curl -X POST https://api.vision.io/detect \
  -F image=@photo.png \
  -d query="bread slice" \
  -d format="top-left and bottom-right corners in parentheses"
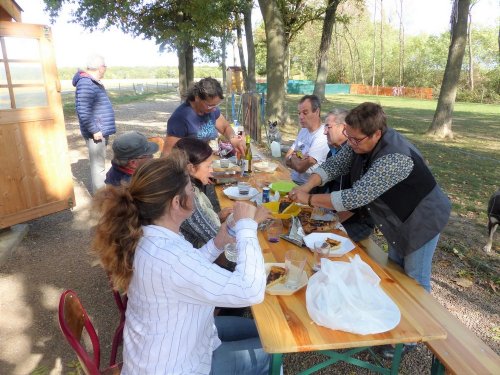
top-left (266, 266), bottom-right (287, 287)
top-left (325, 238), bottom-right (342, 250)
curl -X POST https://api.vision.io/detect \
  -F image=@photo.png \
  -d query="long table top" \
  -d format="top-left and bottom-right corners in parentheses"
top-left (215, 166), bottom-right (447, 354)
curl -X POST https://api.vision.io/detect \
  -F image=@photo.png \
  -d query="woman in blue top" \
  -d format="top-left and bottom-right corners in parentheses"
top-left (163, 77), bottom-right (245, 156)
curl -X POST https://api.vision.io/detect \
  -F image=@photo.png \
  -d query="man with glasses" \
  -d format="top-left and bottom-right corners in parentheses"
top-left (104, 131), bottom-right (159, 186)
top-left (285, 95), bottom-right (330, 186)
top-left (290, 102), bottom-right (451, 294)
top-left (73, 54), bottom-right (116, 194)
top-left (163, 77), bottom-right (245, 156)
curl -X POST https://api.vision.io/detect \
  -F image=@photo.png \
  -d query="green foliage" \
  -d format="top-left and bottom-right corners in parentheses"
top-left (287, 3), bottom-right (499, 103)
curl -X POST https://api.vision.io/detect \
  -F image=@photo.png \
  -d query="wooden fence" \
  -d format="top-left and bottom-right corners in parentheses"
top-left (350, 84), bottom-right (433, 99)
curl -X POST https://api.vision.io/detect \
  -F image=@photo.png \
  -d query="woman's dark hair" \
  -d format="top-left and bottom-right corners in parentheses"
top-left (186, 77), bottom-right (224, 102)
top-left (92, 151), bottom-right (191, 291)
top-left (345, 102), bottom-right (387, 136)
top-left (174, 137), bottom-right (213, 188)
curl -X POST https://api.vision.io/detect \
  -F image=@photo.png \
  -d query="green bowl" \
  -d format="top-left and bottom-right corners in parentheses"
top-left (269, 180), bottom-right (297, 196)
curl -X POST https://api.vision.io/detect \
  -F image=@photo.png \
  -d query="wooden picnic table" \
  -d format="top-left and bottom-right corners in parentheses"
top-left (215, 162), bottom-right (447, 375)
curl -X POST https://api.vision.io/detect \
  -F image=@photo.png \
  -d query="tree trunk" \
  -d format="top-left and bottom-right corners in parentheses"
top-left (243, 1), bottom-right (256, 92)
top-left (345, 25), bottom-right (364, 84)
top-left (236, 15), bottom-right (248, 91)
top-left (371, 0), bottom-right (377, 86)
top-left (258, 0), bottom-right (286, 123)
top-left (467, 11), bottom-right (474, 90)
top-left (186, 45), bottom-right (194, 86)
top-left (313, 0), bottom-right (341, 100)
top-left (221, 33), bottom-right (229, 89)
top-left (397, 0), bottom-right (404, 86)
top-left (284, 41), bottom-right (290, 92)
top-left (380, 0), bottom-right (385, 87)
top-left (177, 48), bottom-right (188, 101)
top-left (427, 0), bottom-right (470, 139)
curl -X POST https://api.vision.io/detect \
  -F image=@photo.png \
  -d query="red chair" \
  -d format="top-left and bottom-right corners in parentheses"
top-left (109, 289), bottom-right (127, 366)
top-left (58, 290), bottom-right (121, 375)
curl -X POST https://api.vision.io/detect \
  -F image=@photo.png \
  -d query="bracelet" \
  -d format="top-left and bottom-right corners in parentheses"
top-left (308, 194), bottom-right (313, 207)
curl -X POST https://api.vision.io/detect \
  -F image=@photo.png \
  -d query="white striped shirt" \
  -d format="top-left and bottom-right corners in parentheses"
top-left (122, 219), bottom-right (266, 375)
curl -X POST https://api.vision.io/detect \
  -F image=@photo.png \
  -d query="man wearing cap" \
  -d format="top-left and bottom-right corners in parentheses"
top-left (104, 131), bottom-right (159, 186)
top-left (72, 54), bottom-right (116, 193)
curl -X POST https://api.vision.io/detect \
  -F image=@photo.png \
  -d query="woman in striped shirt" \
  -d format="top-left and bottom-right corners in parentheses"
top-left (93, 152), bottom-right (270, 374)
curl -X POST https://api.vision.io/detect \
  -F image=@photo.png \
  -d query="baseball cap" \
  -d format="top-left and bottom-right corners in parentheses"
top-left (112, 131), bottom-right (159, 160)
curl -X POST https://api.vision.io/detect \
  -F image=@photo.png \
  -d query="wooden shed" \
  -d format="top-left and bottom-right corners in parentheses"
top-left (0, 0), bottom-right (75, 228)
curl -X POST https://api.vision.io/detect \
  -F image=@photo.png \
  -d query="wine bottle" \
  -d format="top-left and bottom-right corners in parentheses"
top-left (242, 134), bottom-right (252, 173)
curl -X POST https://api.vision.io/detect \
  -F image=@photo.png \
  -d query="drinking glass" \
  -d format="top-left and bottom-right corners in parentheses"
top-left (284, 249), bottom-right (306, 289)
top-left (267, 219), bottom-right (283, 243)
top-left (313, 240), bottom-right (330, 272)
top-left (237, 181), bottom-right (251, 195)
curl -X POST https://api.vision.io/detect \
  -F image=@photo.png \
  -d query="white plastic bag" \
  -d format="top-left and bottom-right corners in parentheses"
top-left (306, 254), bottom-right (401, 335)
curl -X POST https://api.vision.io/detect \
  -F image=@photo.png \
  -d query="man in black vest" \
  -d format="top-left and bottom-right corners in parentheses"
top-left (289, 102), bottom-right (451, 293)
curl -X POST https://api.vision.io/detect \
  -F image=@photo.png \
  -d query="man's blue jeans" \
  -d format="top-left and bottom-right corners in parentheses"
top-left (85, 137), bottom-right (107, 193)
top-left (388, 234), bottom-right (440, 292)
top-left (211, 316), bottom-right (270, 375)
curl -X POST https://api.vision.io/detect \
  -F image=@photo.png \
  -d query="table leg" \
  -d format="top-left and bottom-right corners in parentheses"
top-left (269, 353), bottom-right (283, 375)
top-left (390, 343), bottom-right (404, 375)
top-left (430, 355), bottom-right (446, 375)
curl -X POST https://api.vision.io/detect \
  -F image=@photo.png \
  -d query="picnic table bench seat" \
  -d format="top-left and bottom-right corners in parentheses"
top-left (359, 237), bottom-right (500, 375)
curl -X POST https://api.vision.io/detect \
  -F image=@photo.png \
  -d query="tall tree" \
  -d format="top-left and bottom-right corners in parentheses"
top-left (380, 0), bottom-right (385, 87)
top-left (242, 0), bottom-right (256, 91)
top-left (467, 1), bottom-right (477, 90)
top-left (427, 0), bottom-right (470, 138)
top-left (258, 0), bottom-right (324, 122)
top-left (258, 0), bottom-right (286, 122)
top-left (397, 0), bottom-right (405, 86)
top-left (371, 0), bottom-right (377, 86)
top-left (313, 0), bottom-right (343, 100)
top-left (42, 0), bottom-right (238, 95)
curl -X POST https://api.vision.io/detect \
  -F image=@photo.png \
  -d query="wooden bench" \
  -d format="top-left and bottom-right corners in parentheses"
top-left (359, 238), bottom-right (500, 375)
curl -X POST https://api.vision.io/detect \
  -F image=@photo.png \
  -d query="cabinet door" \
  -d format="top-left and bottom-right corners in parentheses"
top-left (0, 22), bottom-right (75, 228)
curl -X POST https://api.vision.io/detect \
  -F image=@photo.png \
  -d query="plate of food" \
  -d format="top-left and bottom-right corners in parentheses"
top-left (298, 207), bottom-right (341, 234)
top-left (223, 186), bottom-right (259, 201)
top-left (265, 263), bottom-right (308, 295)
top-left (269, 180), bottom-right (297, 196)
top-left (303, 232), bottom-right (355, 257)
top-left (253, 161), bottom-right (279, 173)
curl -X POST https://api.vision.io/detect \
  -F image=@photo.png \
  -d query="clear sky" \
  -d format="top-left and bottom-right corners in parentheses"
top-left (21, 0), bottom-right (499, 68)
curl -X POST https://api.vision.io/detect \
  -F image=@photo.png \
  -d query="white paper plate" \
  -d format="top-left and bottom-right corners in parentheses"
top-left (265, 263), bottom-right (308, 295)
top-left (254, 161), bottom-right (279, 173)
top-left (303, 232), bottom-right (355, 257)
top-left (223, 186), bottom-right (259, 201)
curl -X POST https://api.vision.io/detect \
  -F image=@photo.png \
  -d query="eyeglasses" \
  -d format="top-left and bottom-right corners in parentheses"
top-left (342, 127), bottom-right (369, 146)
top-left (204, 100), bottom-right (220, 110)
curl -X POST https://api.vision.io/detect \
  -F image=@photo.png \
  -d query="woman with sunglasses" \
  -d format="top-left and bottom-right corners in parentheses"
top-left (93, 153), bottom-right (270, 374)
top-left (289, 102), bottom-right (451, 294)
top-left (163, 77), bottom-right (245, 157)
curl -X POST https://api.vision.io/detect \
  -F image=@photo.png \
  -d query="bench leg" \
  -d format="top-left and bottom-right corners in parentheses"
top-left (390, 344), bottom-right (404, 375)
top-left (269, 353), bottom-right (283, 375)
top-left (431, 355), bottom-right (446, 375)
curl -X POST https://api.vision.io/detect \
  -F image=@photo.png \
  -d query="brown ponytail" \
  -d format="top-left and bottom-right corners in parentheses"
top-left (92, 151), bottom-right (190, 290)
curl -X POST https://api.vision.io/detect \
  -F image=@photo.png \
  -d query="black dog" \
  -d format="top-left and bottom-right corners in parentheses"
top-left (483, 190), bottom-right (500, 253)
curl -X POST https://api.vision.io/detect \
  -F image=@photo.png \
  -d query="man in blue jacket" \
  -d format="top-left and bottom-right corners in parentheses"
top-left (72, 54), bottom-right (116, 194)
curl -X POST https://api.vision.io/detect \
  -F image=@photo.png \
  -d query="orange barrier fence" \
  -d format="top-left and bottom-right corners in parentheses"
top-left (350, 84), bottom-right (433, 100)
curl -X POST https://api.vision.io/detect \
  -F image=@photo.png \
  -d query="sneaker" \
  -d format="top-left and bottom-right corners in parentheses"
top-left (378, 343), bottom-right (416, 360)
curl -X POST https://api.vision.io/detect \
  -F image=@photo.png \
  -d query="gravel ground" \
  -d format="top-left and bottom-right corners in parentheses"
top-left (0, 97), bottom-right (498, 374)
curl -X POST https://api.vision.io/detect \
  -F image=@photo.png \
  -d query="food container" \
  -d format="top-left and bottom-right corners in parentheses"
top-left (262, 201), bottom-right (301, 219)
